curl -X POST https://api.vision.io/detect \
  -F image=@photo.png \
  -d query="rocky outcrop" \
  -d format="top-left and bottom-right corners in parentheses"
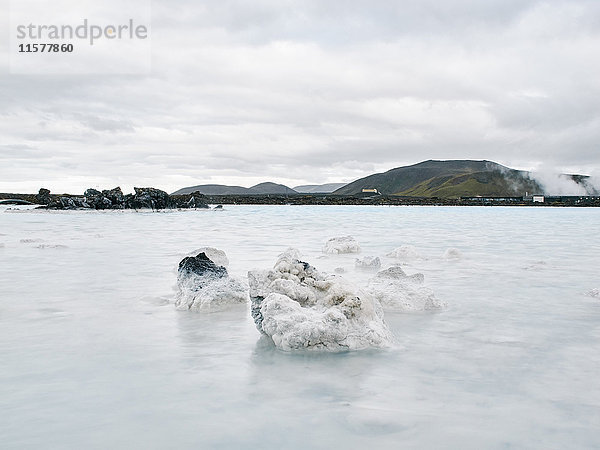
top-left (355, 256), bottom-right (381, 270)
top-left (175, 251), bottom-right (247, 311)
top-left (131, 187), bottom-right (174, 209)
top-left (386, 245), bottom-right (423, 260)
top-left (366, 266), bottom-right (444, 311)
top-left (36, 187), bottom-right (209, 210)
top-left (322, 236), bottom-right (361, 254)
top-left (443, 248), bottom-right (463, 260)
top-left (36, 188), bottom-right (51, 205)
top-left (248, 248), bottom-right (392, 352)
top-left (179, 194), bottom-right (210, 209)
top-left (84, 189), bottom-right (110, 209)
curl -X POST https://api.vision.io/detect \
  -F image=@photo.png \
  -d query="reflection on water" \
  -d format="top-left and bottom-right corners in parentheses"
top-left (1, 205), bottom-right (600, 448)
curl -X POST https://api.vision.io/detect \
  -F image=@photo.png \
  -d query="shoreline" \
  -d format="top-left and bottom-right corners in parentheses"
top-left (1, 191), bottom-right (599, 208)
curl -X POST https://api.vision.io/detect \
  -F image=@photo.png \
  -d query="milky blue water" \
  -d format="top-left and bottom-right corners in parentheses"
top-left (1, 205), bottom-right (599, 449)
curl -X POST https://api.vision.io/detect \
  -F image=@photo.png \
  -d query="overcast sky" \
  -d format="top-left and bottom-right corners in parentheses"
top-left (1, 0), bottom-right (599, 194)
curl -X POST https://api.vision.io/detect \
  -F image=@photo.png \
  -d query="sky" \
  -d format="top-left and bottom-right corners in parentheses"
top-left (1, 0), bottom-right (599, 194)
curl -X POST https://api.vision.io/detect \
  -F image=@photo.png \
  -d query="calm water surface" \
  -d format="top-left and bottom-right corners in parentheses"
top-left (1, 205), bottom-right (599, 449)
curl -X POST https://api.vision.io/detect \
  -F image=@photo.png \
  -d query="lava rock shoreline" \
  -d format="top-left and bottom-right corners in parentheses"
top-left (1, 188), bottom-right (599, 208)
top-left (1, 187), bottom-right (210, 210)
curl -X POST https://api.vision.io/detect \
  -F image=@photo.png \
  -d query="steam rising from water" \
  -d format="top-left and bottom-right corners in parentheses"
top-left (528, 171), bottom-right (598, 196)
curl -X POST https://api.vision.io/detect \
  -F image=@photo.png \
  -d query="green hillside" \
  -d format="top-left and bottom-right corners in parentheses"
top-left (334, 160), bottom-right (542, 198)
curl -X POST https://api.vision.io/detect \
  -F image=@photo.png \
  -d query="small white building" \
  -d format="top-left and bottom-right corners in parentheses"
top-left (533, 195), bottom-right (545, 203)
top-left (362, 188), bottom-right (378, 194)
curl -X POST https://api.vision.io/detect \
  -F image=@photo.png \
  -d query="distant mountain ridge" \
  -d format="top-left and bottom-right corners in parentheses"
top-left (173, 160), bottom-right (597, 198)
top-left (293, 183), bottom-right (347, 193)
top-left (172, 182), bottom-right (297, 196)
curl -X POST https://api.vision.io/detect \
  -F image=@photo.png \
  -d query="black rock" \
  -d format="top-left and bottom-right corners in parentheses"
top-left (178, 252), bottom-right (228, 278)
top-left (132, 187), bottom-right (174, 210)
top-left (102, 187), bottom-right (125, 208)
top-left (250, 296), bottom-right (265, 331)
top-left (48, 196), bottom-right (88, 209)
top-left (187, 195), bottom-right (209, 209)
top-left (84, 188), bottom-right (107, 209)
top-left (36, 188), bottom-right (51, 205)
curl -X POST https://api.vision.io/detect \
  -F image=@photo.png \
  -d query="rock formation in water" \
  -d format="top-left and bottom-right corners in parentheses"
top-left (175, 250), bottom-right (247, 311)
top-left (36, 187), bottom-right (209, 210)
top-left (248, 248), bottom-right (392, 351)
top-left (355, 256), bottom-right (381, 270)
top-left (585, 288), bottom-right (599, 299)
top-left (185, 247), bottom-right (229, 267)
top-left (366, 266), bottom-right (444, 311)
top-left (443, 248), bottom-right (463, 260)
top-left (322, 236), bottom-right (361, 254)
top-left (386, 245), bottom-right (423, 260)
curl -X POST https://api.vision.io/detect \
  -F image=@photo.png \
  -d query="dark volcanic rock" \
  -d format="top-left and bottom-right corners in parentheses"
top-left (102, 187), bottom-right (125, 208)
top-left (132, 187), bottom-right (174, 209)
top-left (185, 194), bottom-right (210, 209)
top-left (176, 251), bottom-right (247, 310)
top-left (178, 252), bottom-right (228, 279)
top-left (36, 188), bottom-right (51, 205)
top-left (48, 195), bottom-right (88, 209)
top-left (84, 189), bottom-right (109, 209)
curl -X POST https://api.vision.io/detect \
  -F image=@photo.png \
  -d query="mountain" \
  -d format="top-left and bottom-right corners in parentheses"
top-left (333, 160), bottom-right (542, 197)
top-left (171, 184), bottom-right (252, 195)
top-left (293, 183), bottom-right (347, 193)
top-left (249, 182), bottom-right (297, 194)
top-left (172, 182), bottom-right (297, 196)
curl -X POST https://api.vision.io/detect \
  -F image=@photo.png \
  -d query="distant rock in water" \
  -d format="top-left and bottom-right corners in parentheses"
top-left (183, 194), bottom-right (210, 209)
top-left (36, 188), bottom-right (51, 205)
top-left (387, 245), bottom-right (423, 261)
top-left (36, 244), bottom-right (69, 249)
top-left (355, 256), bottom-right (381, 270)
top-left (247, 248), bottom-right (392, 352)
top-left (366, 266), bottom-right (444, 311)
top-left (175, 251), bottom-right (246, 311)
top-left (20, 238), bottom-right (43, 243)
top-left (39, 186), bottom-right (208, 210)
top-left (585, 288), bottom-right (599, 299)
top-left (131, 187), bottom-right (174, 209)
top-left (322, 236), bottom-right (361, 254)
top-left (443, 248), bottom-right (463, 260)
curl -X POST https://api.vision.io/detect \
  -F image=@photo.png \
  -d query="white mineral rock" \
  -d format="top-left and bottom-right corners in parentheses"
top-left (366, 266), bottom-right (444, 311)
top-left (322, 236), bottom-right (361, 254)
top-left (443, 248), bottom-right (463, 260)
top-left (386, 245), bottom-right (422, 260)
top-left (355, 256), bottom-right (381, 270)
top-left (248, 248), bottom-right (392, 351)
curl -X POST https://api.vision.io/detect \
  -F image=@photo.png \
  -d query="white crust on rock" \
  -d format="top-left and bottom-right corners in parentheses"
top-left (248, 248), bottom-right (392, 351)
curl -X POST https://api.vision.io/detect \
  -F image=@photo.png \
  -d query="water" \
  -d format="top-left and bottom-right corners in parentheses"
top-left (1, 205), bottom-right (599, 449)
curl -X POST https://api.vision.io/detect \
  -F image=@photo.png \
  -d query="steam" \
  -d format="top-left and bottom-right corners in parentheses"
top-left (527, 170), bottom-right (599, 196)
top-left (484, 160), bottom-right (598, 196)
